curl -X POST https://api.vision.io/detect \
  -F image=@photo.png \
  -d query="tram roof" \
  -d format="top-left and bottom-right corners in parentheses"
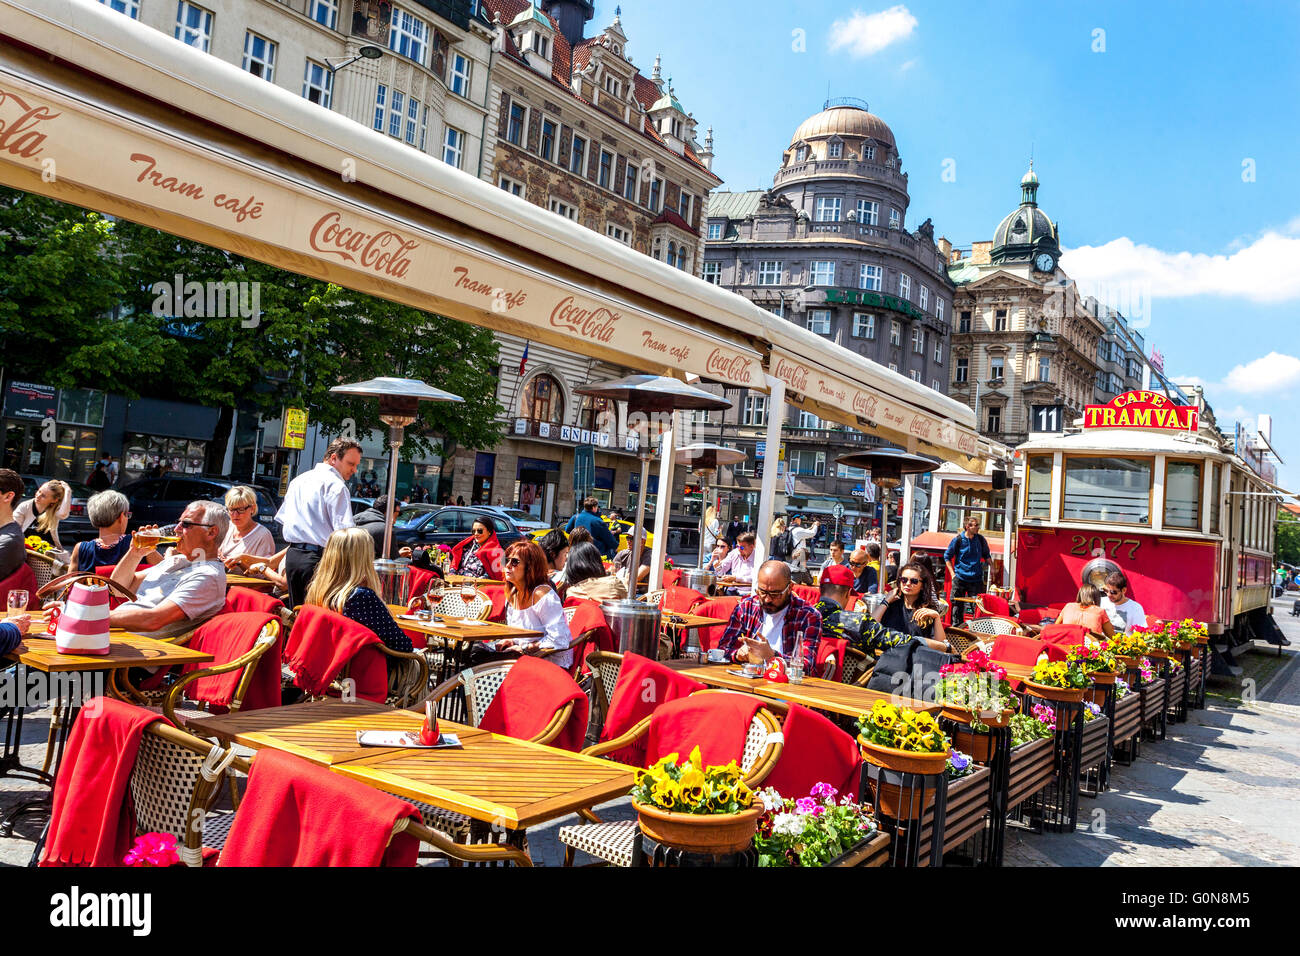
top-left (1017, 427), bottom-right (1232, 459)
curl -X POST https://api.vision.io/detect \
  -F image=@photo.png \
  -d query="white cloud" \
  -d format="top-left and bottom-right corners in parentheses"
top-left (828, 6), bottom-right (918, 57)
top-left (1060, 230), bottom-right (1300, 304)
top-left (1219, 352), bottom-right (1300, 395)
top-left (899, 58), bottom-right (918, 73)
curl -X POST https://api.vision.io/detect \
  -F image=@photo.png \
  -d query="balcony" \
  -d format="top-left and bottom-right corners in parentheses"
top-left (774, 159), bottom-right (909, 190)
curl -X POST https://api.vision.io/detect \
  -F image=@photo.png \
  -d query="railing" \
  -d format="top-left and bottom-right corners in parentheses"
top-left (774, 159), bottom-right (909, 188)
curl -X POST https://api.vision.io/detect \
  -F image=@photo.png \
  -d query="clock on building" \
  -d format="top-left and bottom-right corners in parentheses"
top-left (1034, 252), bottom-right (1055, 273)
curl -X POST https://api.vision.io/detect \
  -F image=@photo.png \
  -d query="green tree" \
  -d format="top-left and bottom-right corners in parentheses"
top-left (1275, 516), bottom-right (1300, 566)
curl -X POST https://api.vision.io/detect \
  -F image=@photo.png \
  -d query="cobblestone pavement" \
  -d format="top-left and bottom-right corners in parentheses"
top-left (4, 602), bottom-right (1298, 867)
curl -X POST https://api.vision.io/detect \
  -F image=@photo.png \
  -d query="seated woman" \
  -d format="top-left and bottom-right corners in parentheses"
top-left (449, 517), bottom-right (504, 580)
top-left (704, 538), bottom-right (731, 574)
top-left (218, 485), bottom-right (276, 565)
top-left (872, 560), bottom-right (947, 646)
top-left (16, 479), bottom-right (72, 562)
top-left (470, 540), bottom-right (573, 669)
top-left (71, 490), bottom-right (156, 573)
top-left (303, 529), bottom-right (412, 658)
top-left (1056, 584), bottom-right (1114, 637)
top-left (563, 541), bottom-right (626, 603)
top-left (535, 528), bottom-right (570, 588)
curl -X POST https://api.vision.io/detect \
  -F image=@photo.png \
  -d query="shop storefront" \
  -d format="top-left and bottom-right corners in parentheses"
top-left (120, 398), bottom-right (220, 482)
top-left (3, 381), bottom-right (109, 483)
top-left (516, 456), bottom-right (560, 524)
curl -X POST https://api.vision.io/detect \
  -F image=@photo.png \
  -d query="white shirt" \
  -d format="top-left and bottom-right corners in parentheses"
top-left (1101, 595), bottom-right (1148, 632)
top-left (790, 525), bottom-right (817, 547)
top-left (505, 588), bottom-right (573, 670)
top-left (275, 462), bottom-right (355, 546)
top-left (219, 522), bottom-right (276, 561)
top-left (718, 548), bottom-right (756, 585)
top-left (15, 487), bottom-right (73, 556)
top-left (759, 604), bottom-right (789, 648)
top-left (123, 551), bottom-right (227, 620)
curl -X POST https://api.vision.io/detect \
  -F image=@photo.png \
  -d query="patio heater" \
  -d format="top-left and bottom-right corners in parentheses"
top-left (575, 375), bottom-right (731, 657)
top-left (330, 376), bottom-right (463, 604)
top-left (834, 447), bottom-right (938, 596)
top-left (674, 443), bottom-right (746, 569)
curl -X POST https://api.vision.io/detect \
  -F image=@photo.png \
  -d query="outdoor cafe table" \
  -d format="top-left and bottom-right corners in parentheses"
top-left (656, 609), bottom-right (728, 657)
top-left (225, 574), bottom-right (278, 592)
top-left (659, 660), bottom-right (940, 720)
top-left (189, 699), bottom-right (637, 834)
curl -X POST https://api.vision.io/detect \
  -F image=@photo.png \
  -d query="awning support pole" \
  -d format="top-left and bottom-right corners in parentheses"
top-left (754, 374), bottom-right (786, 568)
top-left (900, 474), bottom-right (915, 566)
top-left (648, 419), bottom-right (676, 592)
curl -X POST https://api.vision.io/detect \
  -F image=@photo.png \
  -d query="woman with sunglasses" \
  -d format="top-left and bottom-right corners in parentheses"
top-left (471, 540), bottom-right (573, 669)
top-left (872, 560), bottom-right (947, 645)
top-left (219, 485), bottom-right (276, 566)
top-left (448, 516), bottom-right (505, 580)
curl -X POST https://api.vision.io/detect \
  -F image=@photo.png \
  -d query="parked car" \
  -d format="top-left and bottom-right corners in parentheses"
top-left (481, 505), bottom-right (549, 533)
top-left (388, 505), bottom-right (526, 556)
top-left (20, 475), bottom-right (96, 545)
top-left (350, 497), bottom-right (376, 516)
top-left (116, 474), bottom-right (284, 546)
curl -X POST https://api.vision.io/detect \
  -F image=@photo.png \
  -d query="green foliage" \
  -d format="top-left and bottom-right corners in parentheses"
top-left (1275, 517), bottom-right (1300, 566)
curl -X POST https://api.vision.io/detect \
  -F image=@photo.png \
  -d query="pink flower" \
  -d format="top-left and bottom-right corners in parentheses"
top-left (794, 797), bottom-right (817, 814)
top-left (123, 832), bottom-right (180, 867)
top-left (809, 782), bottom-right (838, 800)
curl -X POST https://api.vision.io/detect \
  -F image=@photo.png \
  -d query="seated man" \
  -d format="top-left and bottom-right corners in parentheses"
top-left (717, 560), bottom-right (820, 673)
top-left (716, 532), bottom-right (758, 594)
top-left (1100, 570), bottom-right (1147, 633)
top-left (848, 545), bottom-right (879, 594)
top-left (109, 501), bottom-right (229, 636)
top-left (814, 564), bottom-right (945, 654)
top-left (614, 528), bottom-right (653, 589)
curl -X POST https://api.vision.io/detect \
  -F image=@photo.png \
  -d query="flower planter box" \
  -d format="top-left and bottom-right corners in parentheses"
top-left (1006, 736), bottom-right (1056, 812)
top-left (1111, 692), bottom-right (1142, 764)
top-left (914, 765), bottom-right (993, 866)
top-left (1140, 677), bottom-right (1167, 741)
top-left (1079, 716), bottom-right (1109, 776)
top-left (830, 830), bottom-right (892, 867)
top-left (1165, 663), bottom-right (1188, 723)
top-left (1185, 652), bottom-right (1204, 710)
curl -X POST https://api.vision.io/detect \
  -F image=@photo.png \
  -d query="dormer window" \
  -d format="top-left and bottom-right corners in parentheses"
top-left (863, 144), bottom-right (875, 161)
top-left (530, 32), bottom-right (550, 58)
top-left (828, 139), bottom-right (843, 159)
top-left (603, 74), bottom-right (621, 97)
top-left (794, 146), bottom-right (808, 163)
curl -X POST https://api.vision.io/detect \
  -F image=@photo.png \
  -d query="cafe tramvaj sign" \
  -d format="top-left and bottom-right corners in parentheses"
top-left (1083, 390), bottom-right (1199, 432)
top-left (823, 288), bottom-right (927, 322)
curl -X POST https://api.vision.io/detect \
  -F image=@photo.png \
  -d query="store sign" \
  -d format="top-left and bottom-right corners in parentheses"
top-left (281, 407), bottom-right (308, 449)
top-left (514, 419), bottom-right (625, 450)
top-left (824, 288), bottom-right (926, 322)
top-left (3, 381), bottom-right (58, 422)
top-left (1084, 390), bottom-right (1198, 432)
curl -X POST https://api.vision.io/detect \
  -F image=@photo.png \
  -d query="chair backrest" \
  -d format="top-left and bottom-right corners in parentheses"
top-left (427, 588), bottom-right (492, 620)
top-left (25, 550), bottom-right (60, 591)
top-left (586, 650), bottom-right (625, 725)
top-left (662, 585), bottom-right (706, 614)
top-left (977, 592), bottom-right (1013, 618)
top-left (964, 615), bottom-right (1021, 636)
top-left (643, 589), bottom-right (667, 608)
top-left (792, 584), bottom-right (820, 605)
top-left (461, 661), bottom-right (516, 727)
top-left (651, 690), bottom-right (783, 787)
top-left (128, 722), bottom-right (237, 867)
top-left (563, 606), bottom-right (577, 624)
top-left (945, 626), bottom-right (980, 656)
top-left (840, 646), bottom-right (871, 685)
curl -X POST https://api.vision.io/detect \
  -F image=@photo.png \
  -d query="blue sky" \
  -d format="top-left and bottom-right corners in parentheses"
top-left (599, 0), bottom-right (1300, 486)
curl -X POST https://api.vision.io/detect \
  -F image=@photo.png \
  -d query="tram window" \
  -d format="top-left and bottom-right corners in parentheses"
top-left (1163, 460), bottom-right (1201, 530)
top-left (1208, 462), bottom-right (1221, 534)
top-left (1025, 455), bottom-right (1052, 518)
top-left (1062, 456), bottom-right (1151, 525)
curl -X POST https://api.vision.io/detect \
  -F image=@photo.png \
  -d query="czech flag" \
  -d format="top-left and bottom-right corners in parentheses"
top-left (518, 340), bottom-right (530, 376)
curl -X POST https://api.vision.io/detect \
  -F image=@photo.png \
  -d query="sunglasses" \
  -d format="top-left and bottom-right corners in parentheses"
top-left (899, 577), bottom-right (922, 585)
top-left (504, 557), bottom-right (522, 568)
top-left (176, 519), bottom-right (214, 530)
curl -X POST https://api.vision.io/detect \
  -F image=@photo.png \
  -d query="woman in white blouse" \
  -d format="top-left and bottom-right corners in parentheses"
top-left (475, 540), bottom-right (573, 670)
top-left (219, 485), bottom-right (276, 565)
top-left (16, 479), bottom-right (72, 559)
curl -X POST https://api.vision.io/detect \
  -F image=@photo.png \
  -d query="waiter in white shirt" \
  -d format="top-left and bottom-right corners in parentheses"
top-left (275, 437), bottom-right (361, 607)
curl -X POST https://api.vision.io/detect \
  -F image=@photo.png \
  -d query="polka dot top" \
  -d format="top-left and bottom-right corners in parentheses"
top-left (342, 586), bottom-right (413, 654)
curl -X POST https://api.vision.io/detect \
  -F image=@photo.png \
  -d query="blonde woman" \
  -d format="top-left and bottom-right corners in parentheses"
top-left (303, 528), bottom-right (411, 653)
top-left (16, 479), bottom-right (72, 558)
top-left (219, 485), bottom-right (275, 564)
top-left (702, 503), bottom-right (721, 554)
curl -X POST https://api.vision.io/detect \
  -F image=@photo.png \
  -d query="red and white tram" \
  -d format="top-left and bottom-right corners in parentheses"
top-left (1013, 391), bottom-right (1279, 652)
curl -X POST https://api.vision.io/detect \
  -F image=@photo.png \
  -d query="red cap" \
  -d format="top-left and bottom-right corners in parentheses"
top-left (822, 564), bottom-right (855, 588)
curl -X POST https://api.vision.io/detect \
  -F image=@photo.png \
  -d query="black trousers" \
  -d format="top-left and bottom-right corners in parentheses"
top-left (285, 546), bottom-right (322, 609)
top-left (950, 575), bottom-right (985, 627)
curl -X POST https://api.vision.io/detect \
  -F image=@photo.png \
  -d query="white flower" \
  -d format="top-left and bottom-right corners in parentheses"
top-left (772, 813), bottom-right (803, 837)
top-left (757, 788), bottom-right (786, 812)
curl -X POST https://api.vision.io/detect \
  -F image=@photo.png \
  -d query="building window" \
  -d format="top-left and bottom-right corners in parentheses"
top-left (807, 310), bottom-right (831, 335)
top-left (863, 145), bottom-right (875, 160)
top-left (498, 175), bottom-right (524, 196)
top-left (856, 199), bottom-right (879, 226)
top-left (303, 60), bottom-right (333, 108)
top-left (1038, 355), bottom-right (1050, 382)
top-left (522, 374), bottom-right (565, 423)
top-left (932, 379), bottom-right (942, 391)
top-left (910, 369), bottom-right (922, 383)
top-left (994, 309), bottom-right (1008, 331)
top-left (797, 411), bottom-right (821, 428)
top-left (758, 260), bottom-right (782, 286)
top-left (937, 299), bottom-right (944, 323)
top-left (389, 7), bottom-right (428, 65)
top-left (987, 406), bottom-right (1002, 433)
top-left (309, 0), bottom-right (338, 29)
top-left (450, 53), bottom-right (471, 96)
top-left (624, 160), bottom-right (639, 201)
top-left (889, 320), bottom-right (901, 346)
top-left (702, 261), bottom-right (721, 284)
top-left (898, 274), bottom-right (911, 300)
top-left (570, 135), bottom-right (587, 175)
top-left (373, 84), bottom-right (386, 132)
top-left (955, 357), bottom-right (968, 384)
top-left (889, 207), bottom-right (901, 228)
top-left (606, 224), bottom-right (631, 245)
top-left (990, 355), bottom-right (1004, 383)
top-left (743, 395), bottom-right (768, 426)
top-left (603, 73), bottom-right (621, 97)
top-left (889, 363), bottom-right (899, 373)
top-left (934, 340), bottom-right (943, 364)
top-left (810, 261), bottom-right (835, 286)
top-left (827, 141), bottom-right (842, 159)
top-left (911, 327), bottom-right (924, 354)
top-left (792, 450), bottom-right (826, 476)
top-left (860, 264), bottom-right (882, 291)
top-left (599, 149), bottom-right (614, 189)
top-left (794, 146), bottom-right (808, 162)
top-left (919, 285), bottom-right (928, 311)
top-left (548, 198), bottom-right (578, 221)
top-left (175, 2), bottom-right (213, 51)
top-left (648, 177), bottom-right (663, 211)
top-left (707, 222), bottom-right (723, 240)
top-left (815, 197), bottom-right (841, 222)
top-left (959, 310), bottom-right (971, 333)
top-left (442, 127), bottom-right (464, 168)
top-left (99, 0), bottom-right (140, 15)
top-left (404, 94), bottom-right (421, 145)
top-left (680, 191), bottom-right (694, 223)
top-left (539, 118), bottom-right (557, 162)
top-left (506, 102), bottom-right (526, 146)
top-left (853, 313), bottom-right (875, 338)
top-left (530, 32), bottom-right (550, 58)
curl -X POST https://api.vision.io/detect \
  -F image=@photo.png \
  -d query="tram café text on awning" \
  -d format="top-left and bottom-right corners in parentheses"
top-left (1083, 390), bottom-right (1199, 432)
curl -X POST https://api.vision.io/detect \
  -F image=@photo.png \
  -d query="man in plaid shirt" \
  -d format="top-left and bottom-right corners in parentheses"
top-left (719, 561), bottom-right (821, 672)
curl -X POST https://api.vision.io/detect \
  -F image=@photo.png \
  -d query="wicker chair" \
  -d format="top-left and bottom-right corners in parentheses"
top-left (945, 626), bottom-right (983, 656)
top-left (282, 605), bottom-right (431, 709)
top-left (840, 646), bottom-right (872, 685)
top-left (24, 550), bottom-right (63, 595)
top-left (127, 722), bottom-right (244, 867)
top-left (558, 692), bottom-right (784, 866)
top-left (413, 588), bottom-right (493, 621)
top-left (642, 589), bottom-right (668, 609)
top-left (963, 615), bottom-right (1022, 637)
top-left (584, 650), bottom-right (626, 741)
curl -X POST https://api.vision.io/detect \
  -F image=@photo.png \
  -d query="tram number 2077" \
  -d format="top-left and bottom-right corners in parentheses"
top-left (1069, 535), bottom-right (1142, 560)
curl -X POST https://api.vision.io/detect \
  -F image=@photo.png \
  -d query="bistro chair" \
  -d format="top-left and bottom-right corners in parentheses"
top-left (584, 649), bottom-right (626, 742)
top-left (281, 604), bottom-right (429, 708)
top-left (944, 626), bottom-right (982, 656)
top-left (413, 587), bottom-right (494, 621)
top-left (963, 615), bottom-right (1022, 638)
top-left (840, 646), bottom-right (873, 686)
top-left (24, 550), bottom-right (63, 594)
top-left (558, 691), bottom-right (784, 866)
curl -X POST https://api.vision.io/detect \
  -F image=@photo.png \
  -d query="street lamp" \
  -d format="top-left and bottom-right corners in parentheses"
top-left (834, 447), bottom-right (938, 594)
top-left (326, 44), bottom-right (384, 73)
top-left (674, 443), bottom-right (745, 567)
top-left (330, 376), bottom-right (463, 603)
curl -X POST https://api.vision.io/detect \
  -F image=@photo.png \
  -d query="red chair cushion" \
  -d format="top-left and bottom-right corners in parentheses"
top-left (691, 596), bottom-right (741, 652)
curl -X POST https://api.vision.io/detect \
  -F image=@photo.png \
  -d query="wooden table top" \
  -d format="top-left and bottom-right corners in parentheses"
top-left (6, 631), bottom-right (214, 673)
top-left (443, 575), bottom-right (500, 586)
top-left (189, 699), bottom-right (636, 830)
top-left (660, 611), bottom-right (728, 629)
top-left (386, 605), bottom-right (541, 643)
top-left (226, 575), bottom-right (278, 592)
top-left (661, 661), bottom-right (939, 718)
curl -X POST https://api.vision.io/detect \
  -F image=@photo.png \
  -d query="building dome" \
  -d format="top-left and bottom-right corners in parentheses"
top-left (789, 102), bottom-right (896, 148)
top-left (991, 164), bottom-right (1059, 262)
